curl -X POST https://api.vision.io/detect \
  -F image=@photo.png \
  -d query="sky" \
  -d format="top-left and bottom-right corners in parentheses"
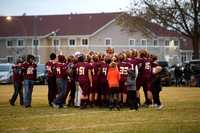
top-left (0, 0), bottom-right (131, 16)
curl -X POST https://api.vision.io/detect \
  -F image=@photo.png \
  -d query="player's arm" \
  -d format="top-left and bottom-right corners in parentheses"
top-left (88, 69), bottom-right (92, 87)
top-left (97, 69), bottom-right (101, 77)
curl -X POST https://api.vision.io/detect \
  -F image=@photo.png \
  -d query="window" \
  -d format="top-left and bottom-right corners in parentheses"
top-left (7, 56), bottom-right (13, 63)
top-left (53, 39), bottom-right (60, 46)
top-left (68, 39), bottom-right (76, 46)
top-left (181, 52), bottom-right (187, 63)
top-left (141, 39), bottom-right (147, 46)
top-left (165, 40), bottom-right (170, 46)
top-left (182, 38), bottom-right (187, 46)
top-left (105, 38), bottom-right (111, 46)
top-left (153, 39), bottom-right (158, 46)
top-left (129, 39), bottom-right (135, 46)
top-left (33, 39), bottom-right (40, 47)
top-left (6, 40), bottom-right (12, 48)
top-left (17, 40), bottom-right (24, 47)
top-left (82, 39), bottom-right (89, 45)
top-left (174, 40), bottom-right (179, 46)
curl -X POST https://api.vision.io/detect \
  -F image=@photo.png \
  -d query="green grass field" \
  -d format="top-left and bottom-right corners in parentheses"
top-left (0, 85), bottom-right (200, 133)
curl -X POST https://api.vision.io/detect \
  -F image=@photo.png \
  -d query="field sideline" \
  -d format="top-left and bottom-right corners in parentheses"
top-left (0, 85), bottom-right (200, 133)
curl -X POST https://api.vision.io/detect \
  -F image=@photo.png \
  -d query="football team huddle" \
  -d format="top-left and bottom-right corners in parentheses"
top-left (46, 47), bottom-right (161, 110)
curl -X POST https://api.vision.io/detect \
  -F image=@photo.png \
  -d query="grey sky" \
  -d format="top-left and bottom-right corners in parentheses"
top-left (0, 0), bottom-right (130, 16)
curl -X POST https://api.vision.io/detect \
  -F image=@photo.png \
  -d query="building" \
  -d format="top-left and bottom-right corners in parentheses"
top-left (0, 12), bottom-right (199, 64)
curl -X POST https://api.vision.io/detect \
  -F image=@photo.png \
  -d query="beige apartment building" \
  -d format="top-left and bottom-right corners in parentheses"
top-left (0, 12), bottom-right (198, 65)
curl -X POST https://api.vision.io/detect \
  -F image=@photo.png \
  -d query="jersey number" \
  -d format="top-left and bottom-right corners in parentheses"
top-left (79, 67), bottom-right (85, 75)
top-left (27, 67), bottom-right (34, 74)
top-left (119, 67), bottom-right (129, 75)
top-left (46, 66), bottom-right (52, 73)
top-left (103, 68), bottom-right (107, 76)
top-left (145, 62), bottom-right (151, 70)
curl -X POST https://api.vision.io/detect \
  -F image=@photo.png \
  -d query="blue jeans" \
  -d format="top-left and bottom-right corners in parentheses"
top-left (9, 81), bottom-right (24, 105)
top-left (175, 77), bottom-right (181, 86)
top-left (24, 79), bottom-right (34, 105)
top-left (54, 78), bottom-right (66, 107)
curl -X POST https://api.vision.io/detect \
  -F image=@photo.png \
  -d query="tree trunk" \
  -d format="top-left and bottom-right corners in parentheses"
top-left (192, 37), bottom-right (200, 59)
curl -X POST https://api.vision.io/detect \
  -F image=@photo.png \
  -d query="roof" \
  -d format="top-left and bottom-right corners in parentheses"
top-left (0, 12), bottom-right (199, 51)
top-left (0, 12), bottom-right (121, 37)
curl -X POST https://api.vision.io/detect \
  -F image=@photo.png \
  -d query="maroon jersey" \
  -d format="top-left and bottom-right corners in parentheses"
top-left (91, 62), bottom-right (100, 81)
top-left (46, 60), bottom-right (56, 77)
top-left (53, 62), bottom-right (68, 79)
top-left (74, 62), bottom-right (93, 81)
top-left (117, 62), bottom-right (131, 82)
top-left (140, 58), bottom-right (152, 76)
top-left (12, 65), bottom-right (21, 82)
top-left (126, 58), bottom-right (138, 72)
top-left (21, 61), bottom-right (37, 80)
top-left (99, 62), bottom-right (109, 79)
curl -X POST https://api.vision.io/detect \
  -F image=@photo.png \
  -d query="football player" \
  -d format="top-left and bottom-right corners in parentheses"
top-left (98, 55), bottom-right (111, 107)
top-left (74, 55), bottom-right (93, 109)
top-left (91, 54), bottom-right (100, 107)
top-left (52, 55), bottom-right (69, 108)
top-left (117, 53), bottom-right (131, 107)
top-left (21, 54), bottom-right (37, 108)
top-left (136, 50), bottom-right (153, 107)
top-left (106, 46), bottom-right (115, 55)
top-left (46, 53), bottom-right (57, 106)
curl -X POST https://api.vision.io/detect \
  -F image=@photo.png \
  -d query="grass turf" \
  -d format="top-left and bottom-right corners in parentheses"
top-left (0, 84), bottom-right (200, 133)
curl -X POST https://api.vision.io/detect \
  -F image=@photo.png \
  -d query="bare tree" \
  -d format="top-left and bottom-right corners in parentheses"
top-left (117, 0), bottom-right (200, 59)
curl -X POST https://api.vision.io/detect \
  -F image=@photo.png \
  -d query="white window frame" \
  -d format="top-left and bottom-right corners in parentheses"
top-left (141, 39), bottom-right (147, 46)
top-left (32, 39), bottom-right (40, 47)
top-left (181, 52), bottom-right (187, 63)
top-left (105, 38), bottom-right (112, 46)
top-left (164, 39), bottom-right (170, 47)
top-left (153, 39), bottom-right (159, 46)
top-left (34, 55), bottom-right (40, 64)
top-left (52, 39), bottom-right (60, 47)
top-left (81, 38), bottom-right (89, 46)
top-left (129, 38), bottom-right (135, 47)
top-left (6, 56), bottom-right (13, 63)
top-left (17, 39), bottom-right (25, 47)
top-left (174, 39), bottom-right (179, 46)
top-left (6, 40), bottom-right (13, 48)
top-left (68, 38), bottom-right (76, 47)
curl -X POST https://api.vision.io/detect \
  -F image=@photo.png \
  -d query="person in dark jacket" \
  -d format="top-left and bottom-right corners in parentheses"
top-left (9, 58), bottom-right (24, 106)
top-left (21, 54), bottom-right (37, 108)
top-left (150, 66), bottom-right (163, 111)
top-left (184, 64), bottom-right (192, 87)
top-left (126, 69), bottom-right (138, 111)
top-left (174, 64), bottom-right (182, 87)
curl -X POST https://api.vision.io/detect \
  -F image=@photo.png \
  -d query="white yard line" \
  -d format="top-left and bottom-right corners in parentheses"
top-left (0, 105), bottom-right (196, 121)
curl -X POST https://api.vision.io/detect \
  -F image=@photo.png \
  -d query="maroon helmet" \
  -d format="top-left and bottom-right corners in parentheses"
top-left (92, 54), bottom-right (99, 62)
top-left (104, 55), bottom-right (112, 64)
top-left (67, 55), bottom-right (74, 63)
top-left (118, 53), bottom-right (127, 62)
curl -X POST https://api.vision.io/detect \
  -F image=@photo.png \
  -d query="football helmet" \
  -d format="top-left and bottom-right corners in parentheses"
top-left (106, 46), bottom-right (114, 55)
top-left (67, 55), bottom-right (74, 63)
top-left (92, 54), bottom-right (99, 62)
top-left (104, 55), bottom-right (112, 64)
top-left (118, 53), bottom-right (127, 62)
top-left (139, 49), bottom-right (148, 58)
top-left (125, 50), bottom-right (133, 58)
top-left (150, 53), bottom-right (158, 61)
top-left (131, 49), bottom-right (137, 57)
top-left (99, 52), bottom-right (107, 61)
top-left (84, 54), bottom-right (91, 63)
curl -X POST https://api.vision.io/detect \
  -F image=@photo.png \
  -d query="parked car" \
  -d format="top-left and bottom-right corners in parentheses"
top-left (157, 61), bottom-right (175, 86)
top-left (0, 63), bottom-right (14, 84)
top-left (35, 64), bottom-right (48, 85)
